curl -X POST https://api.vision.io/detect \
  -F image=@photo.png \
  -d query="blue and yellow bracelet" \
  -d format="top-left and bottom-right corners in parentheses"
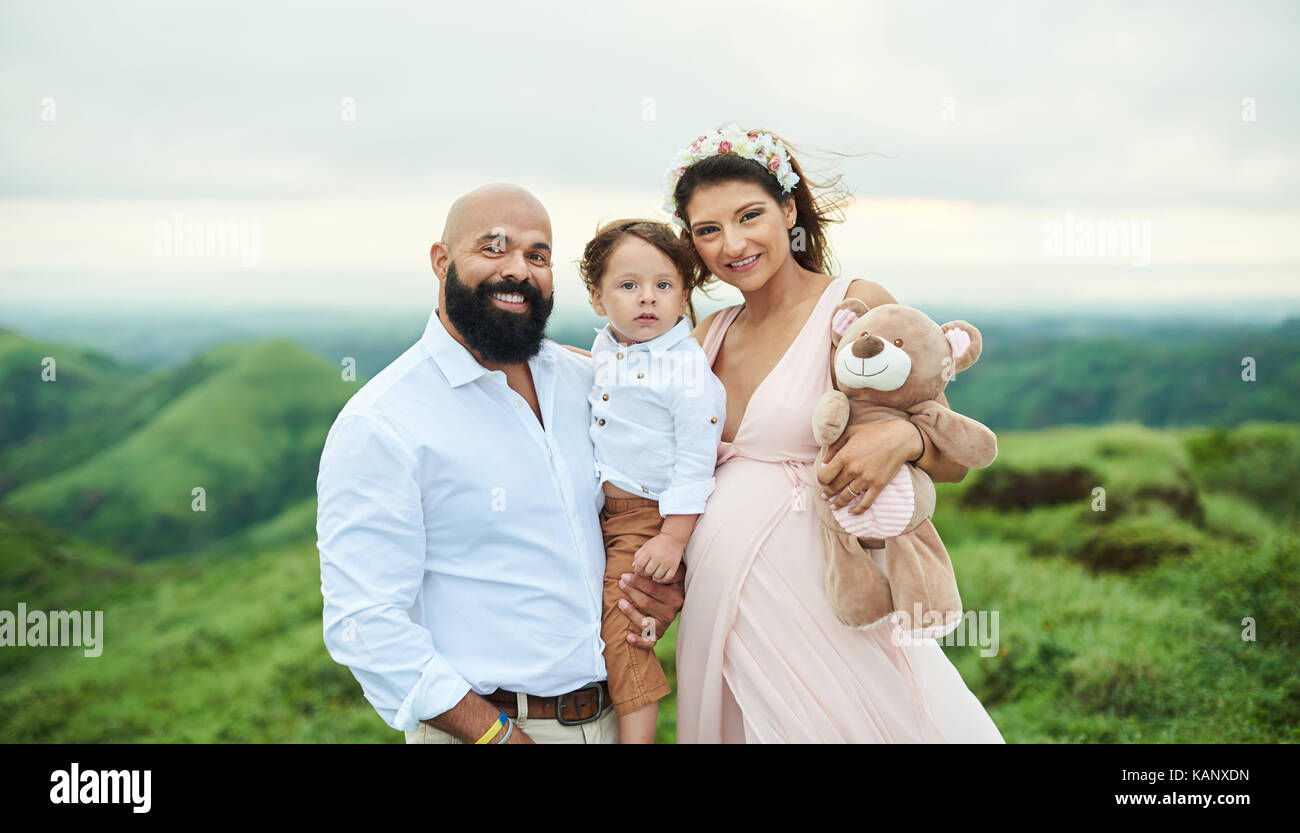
top-left (474, 711), bottom-right (509, 744)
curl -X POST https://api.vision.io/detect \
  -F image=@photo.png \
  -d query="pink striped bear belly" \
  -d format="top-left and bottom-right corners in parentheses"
top-left (830, 465), bottom-right (915, 539)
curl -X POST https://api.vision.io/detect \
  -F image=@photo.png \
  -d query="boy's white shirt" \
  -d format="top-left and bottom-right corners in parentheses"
top-left (587, 316), bottom-right (726, 517)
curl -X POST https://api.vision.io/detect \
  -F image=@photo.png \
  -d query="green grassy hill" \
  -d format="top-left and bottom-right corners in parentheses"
top-left (2, 325), bottom-right (1295, 743)
top-left (1, 422), bottom-right (1295, 743)
top-left (927, 421), bottom-right (1299, 742)
top-left (0, 329), bottom-right (135, 495)
top-left (949, 319), bottom-right (1299, 430)
top-left (0, 338), bottom-right (255, 498)
top-left (6, 312), bottom-right (1297, 433)
top-left (4, 340), bottom-right (355, 559)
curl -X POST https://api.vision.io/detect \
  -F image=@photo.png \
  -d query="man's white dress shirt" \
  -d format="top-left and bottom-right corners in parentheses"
top-left (588, 316), bottom-right (726, 517)
top-left (316, 308), bottom-right (609, 732)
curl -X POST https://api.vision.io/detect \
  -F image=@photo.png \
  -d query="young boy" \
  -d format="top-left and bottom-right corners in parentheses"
top-left (579, 219), bottom-right (726, 743)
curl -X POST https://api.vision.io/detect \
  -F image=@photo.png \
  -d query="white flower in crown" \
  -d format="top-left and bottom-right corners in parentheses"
top-left (661, 123), bottom-right (800, 228)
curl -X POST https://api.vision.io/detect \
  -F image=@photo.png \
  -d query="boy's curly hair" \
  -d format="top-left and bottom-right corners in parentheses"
top-left (578, 219), bottom-right (705, 327)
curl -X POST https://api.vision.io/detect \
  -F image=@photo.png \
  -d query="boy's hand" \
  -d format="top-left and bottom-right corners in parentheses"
top-left (632, 533), bottom-right (685, 583)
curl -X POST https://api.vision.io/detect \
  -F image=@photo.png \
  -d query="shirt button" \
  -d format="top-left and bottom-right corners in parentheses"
top-left (711, 417), bottom-right (718, 423)
top-left (513, 400), bottom-right (522, 409)
top-left (616, 352), bottom-right (623, 360)
top-left (597, 418), bottom-right (605, 426)
top-left (602, 393), bottom-right (609, 401)
top-left (641, 486), bottom-right (649, 494)
top-left (637, 372), bottom-right (644, 379)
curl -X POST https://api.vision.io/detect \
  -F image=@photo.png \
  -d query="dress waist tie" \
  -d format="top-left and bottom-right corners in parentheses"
top-left (782, 459), bottom-right (813, 512)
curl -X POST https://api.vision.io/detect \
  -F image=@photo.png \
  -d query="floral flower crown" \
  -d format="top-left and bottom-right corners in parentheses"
top-left (662, 124), bottom-right (800, 229)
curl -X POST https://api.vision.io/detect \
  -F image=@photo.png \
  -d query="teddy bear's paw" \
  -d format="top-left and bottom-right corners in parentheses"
top-left (840, 611), bottom-right (898, 632)
top-left (812, 390), bottom-right (851, 446)
top-left (887, 608), bottom-right (964, 643)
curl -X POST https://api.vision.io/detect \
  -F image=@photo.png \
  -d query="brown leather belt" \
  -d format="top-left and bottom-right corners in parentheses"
top-left (485, 680), bottom-right (609, 725)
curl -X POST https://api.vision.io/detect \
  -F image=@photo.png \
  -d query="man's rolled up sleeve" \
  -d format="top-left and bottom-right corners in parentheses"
top-left (316, 413), bottom-right (471, 732)
top-left (657, 355), bottom-right (726, 517)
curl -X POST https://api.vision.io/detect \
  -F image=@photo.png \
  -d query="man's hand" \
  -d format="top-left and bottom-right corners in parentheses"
top-left (632, 532), bottom-right (684, 583)
top-left (423, 690), bottom-right (537, 743)
top-left (617, 571), bottom-right (684, 649)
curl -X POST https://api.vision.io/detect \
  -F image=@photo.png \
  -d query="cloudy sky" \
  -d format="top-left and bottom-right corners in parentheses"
top-left (2, 0), bottom-right (1297, 321)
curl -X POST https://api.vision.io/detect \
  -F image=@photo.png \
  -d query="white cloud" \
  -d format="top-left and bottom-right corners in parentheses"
top-left (0, 0), bottom-right (1296, 316)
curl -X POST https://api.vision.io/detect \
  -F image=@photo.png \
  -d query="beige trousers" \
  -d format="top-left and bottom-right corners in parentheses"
top-left (404, 692), bottom-right (621, 744)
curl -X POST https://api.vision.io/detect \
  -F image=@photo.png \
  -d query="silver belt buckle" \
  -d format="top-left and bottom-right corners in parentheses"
top-left (555, 681), bottom-right (604, 726)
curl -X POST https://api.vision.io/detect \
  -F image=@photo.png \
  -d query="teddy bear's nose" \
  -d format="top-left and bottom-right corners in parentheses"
top-left (851, 335), bottom-right (883, 359)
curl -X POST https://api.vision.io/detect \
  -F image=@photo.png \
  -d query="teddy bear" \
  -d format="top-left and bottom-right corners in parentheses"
top-left (811, 299), bottom-right (998, 637)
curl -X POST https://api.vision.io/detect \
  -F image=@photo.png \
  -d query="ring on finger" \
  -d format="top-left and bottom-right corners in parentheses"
top-left (847, 485), bottom-right (860, 497)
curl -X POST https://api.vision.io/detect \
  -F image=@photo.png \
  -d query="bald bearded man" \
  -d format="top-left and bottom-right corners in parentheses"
top-left (316, 184), bottom-right (685, 744)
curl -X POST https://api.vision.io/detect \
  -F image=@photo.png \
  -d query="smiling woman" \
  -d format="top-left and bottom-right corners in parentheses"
top-left (664, 124), bottom-right (1005, 744)
top-left (669, 127), bottom-right (850, 291)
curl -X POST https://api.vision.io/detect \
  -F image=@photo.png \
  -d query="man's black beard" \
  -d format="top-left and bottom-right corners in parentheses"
top-left (442, 261), bottom-right (555, 365)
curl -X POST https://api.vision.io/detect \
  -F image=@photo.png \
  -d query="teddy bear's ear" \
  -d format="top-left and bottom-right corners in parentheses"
top-left (940, 320), bottom-right (983, 375)
top-left (830, 299), bottom-right (870, 348)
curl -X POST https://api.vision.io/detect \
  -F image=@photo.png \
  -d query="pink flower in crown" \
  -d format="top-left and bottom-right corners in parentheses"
top-left (768, 156), bottom-right (781, 172)
top-left (674, 166), bottom-right (685, 177)
top-left (718, 140), bottom-right (732, 153)
top-left (747, 131), bottom-right (758, 141)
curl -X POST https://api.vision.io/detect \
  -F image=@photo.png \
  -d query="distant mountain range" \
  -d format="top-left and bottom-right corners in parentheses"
top-left (0, 312), bottom-right (1295, 558)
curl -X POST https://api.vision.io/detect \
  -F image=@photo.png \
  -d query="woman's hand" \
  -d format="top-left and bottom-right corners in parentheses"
top-left (816, 420), bottom-right (922, 514)
top-left (616, 571), bottom-right (684, 649)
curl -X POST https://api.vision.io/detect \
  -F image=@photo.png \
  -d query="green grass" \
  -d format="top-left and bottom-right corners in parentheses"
top-left (0, 513), bottom-right (387, 742)
top-left (2, 401), bottom-right (1296, 742)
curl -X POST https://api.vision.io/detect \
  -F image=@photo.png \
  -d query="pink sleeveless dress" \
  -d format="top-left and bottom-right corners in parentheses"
top-left (676, 275), bottom-right (1005, 743)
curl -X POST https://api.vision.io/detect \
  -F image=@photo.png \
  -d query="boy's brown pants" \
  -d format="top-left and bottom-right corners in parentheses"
top-left (599, 494), bottom-right (673, 717)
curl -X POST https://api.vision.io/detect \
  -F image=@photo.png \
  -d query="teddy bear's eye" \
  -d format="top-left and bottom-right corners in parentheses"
top-left (893, 338), bottom-right (904, 347)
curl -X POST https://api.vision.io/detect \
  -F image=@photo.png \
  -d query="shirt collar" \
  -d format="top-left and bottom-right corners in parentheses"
top-left (421, 307), bottom-right (554, 389)
top-left (592, 316), bottom-right (691, 356)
